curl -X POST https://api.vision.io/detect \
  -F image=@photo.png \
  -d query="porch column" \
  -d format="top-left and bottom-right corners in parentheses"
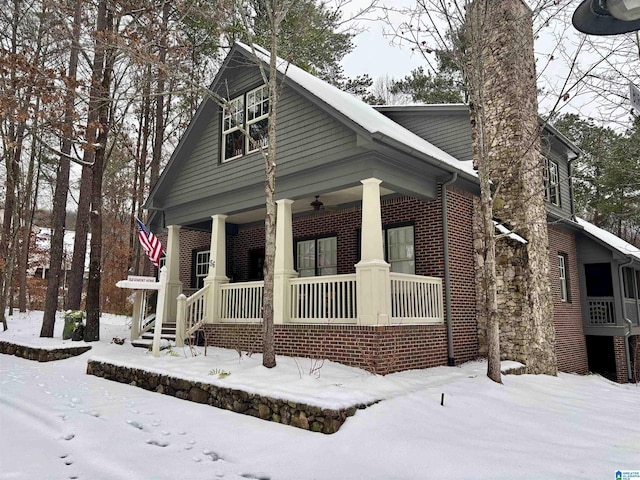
top-left (204, 214), bottom-right (229, 323)
top-left (274, 199), bottom-right (297, 324)
top-left (356, 178), bottom-right (391, 325)
top-left (164, 224), bottom-right (183, 322)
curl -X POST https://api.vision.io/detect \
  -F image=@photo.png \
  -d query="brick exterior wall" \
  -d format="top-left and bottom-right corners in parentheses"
top-left (613, 335), bottom-right (629, 383)
top-left (613, 334), bottom-right (640, 384)
top-left (202, 323), bottom-right (450, 375)
top-left (632, 335), bottom-right (639, 383)
top-left (191, 189), bottom-right (479, 374)
top-left (547, 225), bottom-right (588, 374)
top-left (162, 189), bottom-right (599, 378)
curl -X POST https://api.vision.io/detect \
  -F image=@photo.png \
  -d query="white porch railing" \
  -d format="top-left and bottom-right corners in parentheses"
top-left (587, 296), bottom-right (616, 325)
top-left (187, 273), bottom-right (443, 326)
top-left (289, 274), bottom-right (357, 323)
top-left (390, 273), bottom-right (443, 323)
top-left (220, 281), bottom-right (264, 322)
top-left (139, 313), bottom-right (156, 337)
top-left (183, 284), bottom-right (210, 337)
top-left (176, 284), bottom-right (210, 346)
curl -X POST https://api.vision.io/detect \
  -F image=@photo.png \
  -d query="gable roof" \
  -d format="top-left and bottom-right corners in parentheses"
top-left (229, 42), bottom-right (478, 181)
top-left (376, 103), bottom-right (583, 161)
top-left (576, 217), bottom-right (640, 262)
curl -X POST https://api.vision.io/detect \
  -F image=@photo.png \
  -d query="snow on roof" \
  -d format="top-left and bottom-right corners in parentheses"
top-left (235, 42), bottom-right (478, 180)
top-left (575, 217), bottom-right (640, 262)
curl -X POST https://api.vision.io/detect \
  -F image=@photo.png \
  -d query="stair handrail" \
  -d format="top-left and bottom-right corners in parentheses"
top-left (139, 313), bottom-right (156, 337)
top-left (176, 284), bottom-right (210, 347)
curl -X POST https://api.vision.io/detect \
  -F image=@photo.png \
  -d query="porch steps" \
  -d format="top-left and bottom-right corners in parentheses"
top-left (131, 322), bottom-right (180, 349)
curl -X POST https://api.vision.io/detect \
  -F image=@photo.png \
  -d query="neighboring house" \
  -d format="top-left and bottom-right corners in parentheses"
top-left (145, 42), bottom-right (638, 382)
top-left (30, 227), bottom-right (76, 280)
top-left (29, 227), bottom-right (91, 306)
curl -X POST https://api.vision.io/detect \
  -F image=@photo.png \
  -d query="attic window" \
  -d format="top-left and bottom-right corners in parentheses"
top-left (246, 85), bottom-right (269, 153)
top-left (222, 84), bottom-right (269, 162)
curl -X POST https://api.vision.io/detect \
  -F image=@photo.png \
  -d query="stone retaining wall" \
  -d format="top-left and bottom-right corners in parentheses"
top-left (0, 340), bottom-right (91, 361)
top-left (87, 360), bottom-right (372, 434)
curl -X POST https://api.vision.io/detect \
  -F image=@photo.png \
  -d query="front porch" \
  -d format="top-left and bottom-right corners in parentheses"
top-left (180, 271), bottom-right (443, 329)
top-left (158, 178), bottom-right (449, 373)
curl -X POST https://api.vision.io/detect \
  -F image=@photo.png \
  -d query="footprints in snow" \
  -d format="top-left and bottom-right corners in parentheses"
top-left (59, 440), bottom-right (79, 479)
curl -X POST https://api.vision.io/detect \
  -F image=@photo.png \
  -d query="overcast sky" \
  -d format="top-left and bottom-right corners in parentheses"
top-left (339, 1), bottom-right (637, 124)
top-left (342, 14), bottom-right (425, 81)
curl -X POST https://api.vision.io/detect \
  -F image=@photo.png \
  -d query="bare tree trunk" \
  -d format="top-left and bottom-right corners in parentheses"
top-left (41, 0), bottom-right (81, 336)
top-left (0, 0), bottom-right (25, 330)
top-left (41, 121), bottom-right (71, 335)
top-left (85, 0), bottom-right (114, 342)
top-left (66, 166), bottom-right (92, 310)
top-left (136, 64), bottom-right (152, 276)
top-left (260, 2), bottom-right (294, 368)
top-left (261, 42), bottom-right (278, 370)
top-left (18, 142), bottom-right (42, 312)
top-left (149, 0), bottom-right (169, 190)
top-left (18, 110), bottom-right (39, 312)
top-left (1, 127), bottom-right (22, 330)
top-left (65, 0), bottom-right (97, 312)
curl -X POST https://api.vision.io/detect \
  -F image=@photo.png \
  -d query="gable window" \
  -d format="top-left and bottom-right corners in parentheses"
top-left (222, 84), bottom-right (269, 162)
top-left (192, 249), bottom-right (210, 289)
top-left (222, 96), bottom-right (244, 161)
top-left (544, 158), bottom-right (560, 206)
top-left (296, 236), bottom-right (337, 277)
top-left (246, 85), bottom-right (269, 153)
top-left (558, 253), bottom-right (569, 302)
top-left (385, 225), bottom-right (415, 274)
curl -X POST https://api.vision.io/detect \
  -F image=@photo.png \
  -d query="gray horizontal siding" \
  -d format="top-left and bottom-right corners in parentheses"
top-left (380, 111), bottom-right (473, 162)
top-left (544, 144), bottom-right (573, 219)
top-left (384, 108), bottom-right (575, 219)
top-left (158, 64), bottom-right (365, 225)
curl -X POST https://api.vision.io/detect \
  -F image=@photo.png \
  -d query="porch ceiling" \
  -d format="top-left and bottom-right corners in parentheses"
top-left (224, 185), bottom-right (396, 224)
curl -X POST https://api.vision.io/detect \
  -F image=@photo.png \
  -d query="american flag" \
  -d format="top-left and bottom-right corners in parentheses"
top-left (135, 217), bottom-right (164, 266)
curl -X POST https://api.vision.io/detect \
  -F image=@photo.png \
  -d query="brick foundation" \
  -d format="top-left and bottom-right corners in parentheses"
top-left (203, 323), bottom-right (450, 375)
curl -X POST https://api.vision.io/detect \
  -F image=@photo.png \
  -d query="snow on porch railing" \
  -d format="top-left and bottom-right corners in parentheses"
top-left (390, 273), bottom-right (443, 323)
top-left (289, 274), bottom-right (357, 323)
top-left (220, 281), bottom-right (264, 322)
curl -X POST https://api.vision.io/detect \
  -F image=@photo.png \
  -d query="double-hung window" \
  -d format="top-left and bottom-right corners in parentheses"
top-left (222, 85), bottom-right (269, 162)
top-left (193, 249), bottom-right (210, 289)
top-left (544, 158), bottom-right (560, 206)
top-left (296, 236), bottom-right (337, 277)
top-left (246, 85), bottom-right (269, 152)
top-left (558, 253), bottom-right (568, 302)
top-left (385, 225), bottom-right (415, 274)
top-left (222, 96), bottom-right (244, 161)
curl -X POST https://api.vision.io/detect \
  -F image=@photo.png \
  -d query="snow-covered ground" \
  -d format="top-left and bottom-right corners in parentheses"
top-left (0, 310), bottom-right (638, 480)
